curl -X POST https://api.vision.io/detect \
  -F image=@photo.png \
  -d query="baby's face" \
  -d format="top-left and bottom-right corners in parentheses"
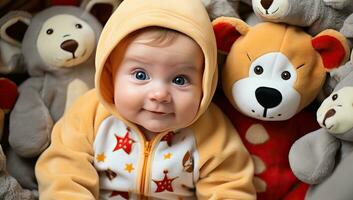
top-left (114, 31), bottom-right (204, 134)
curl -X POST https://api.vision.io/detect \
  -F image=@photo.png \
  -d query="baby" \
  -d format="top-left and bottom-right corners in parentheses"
top-left (35, 0), bottom-right (256, 199)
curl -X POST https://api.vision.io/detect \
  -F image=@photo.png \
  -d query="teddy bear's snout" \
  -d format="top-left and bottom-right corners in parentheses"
top-left (323, 108), bottom-right (336, 127)
top-left (255, 86), bottom-right (282, 109)
top-left (60, 39), bottom-right (79, 57)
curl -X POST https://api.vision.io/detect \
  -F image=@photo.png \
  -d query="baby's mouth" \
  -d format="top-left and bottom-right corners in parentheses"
top-left (144, 109), bottom-right (171, 116)
top-left (150, 111), bottom-right (166, 115)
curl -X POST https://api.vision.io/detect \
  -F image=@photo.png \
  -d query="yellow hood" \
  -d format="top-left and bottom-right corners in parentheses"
top-left (95, 0), bottom-right (218, 127)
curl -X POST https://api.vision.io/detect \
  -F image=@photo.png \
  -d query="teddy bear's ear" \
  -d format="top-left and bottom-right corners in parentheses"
top-left (312, 29), bottom-right (350, 71)
top-left (212, 17), bottom-right (250, 54)
top-left (80, 0), bottom-right (122, 25)
top-left (0, 11), bottom-right (31, 47)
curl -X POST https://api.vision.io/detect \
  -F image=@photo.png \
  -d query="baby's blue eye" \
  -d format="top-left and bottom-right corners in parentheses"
top-left (134, 71), bottom-right (149, 80)
top-left (173, 76), bottom-right (187, 85)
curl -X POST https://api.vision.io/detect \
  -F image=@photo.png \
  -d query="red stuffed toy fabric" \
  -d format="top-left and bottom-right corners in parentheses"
top-left (215, 93), bottom-right (314, 200)
top-left (0, 78), bottom-right (18, 140)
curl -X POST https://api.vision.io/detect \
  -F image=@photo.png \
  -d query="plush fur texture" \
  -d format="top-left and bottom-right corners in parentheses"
top-left (317, 13), bottom-right (353, 102)
top-left (0, 1), bottom-right (118, 190)
top-left (202, 0), bottom-right (253, 20)
top-left (212, 16), bottom-right (349, 200)
top-left (289, 63), bottom-right (353, 200)
top-left (0, 11), bottom-right (29, 74)
top-left (0, 78), bottom-right (34, 200)
top-left (252, 0), bottom-right (353, 35)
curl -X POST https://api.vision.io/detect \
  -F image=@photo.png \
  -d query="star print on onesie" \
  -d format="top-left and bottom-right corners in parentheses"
top-left (113, 129), bottom-right (135, 154)
top-left (153, 170), bottom-right (178, 192)
top-left (110, 191), bottom-right (129, 199)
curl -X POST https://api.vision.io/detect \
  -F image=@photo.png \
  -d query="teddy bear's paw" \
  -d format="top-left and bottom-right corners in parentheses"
top-left (289, 129), bottom-right (340, 184)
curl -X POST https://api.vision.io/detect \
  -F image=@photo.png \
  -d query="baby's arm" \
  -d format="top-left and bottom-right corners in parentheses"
top-left (35, 90), bottom-right (100, 200)
top-left (193, 104), bottom-right (256, 200)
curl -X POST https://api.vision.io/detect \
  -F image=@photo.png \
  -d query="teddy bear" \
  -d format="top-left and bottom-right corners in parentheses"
top-left (201, 0), bottom-right (253, 20)
top-left (0, 11), bottom-right (29, 75)
top-left (251, 0), bottom-right (353, 35)
top-left (0, 0), bottom-right (118, 190)
top-left (316, 13), bottom-right (353, 103)
top-left (320, 50), bottom-right (353, 100)
top-left (288, 55), bottom-right (353, 200)
top-left (0, 37), bottom-right (24, 75)
top-left (212, 17), bottom-right (350, 200)
top-left (0, 78), bottom-right (34, 200)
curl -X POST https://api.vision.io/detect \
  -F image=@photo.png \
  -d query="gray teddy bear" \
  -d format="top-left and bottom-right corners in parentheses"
top-left (201, 0), bottom-right (253, 20)
top-left (0, 78), bottom-right (34, 200)
top-left (0, 0), bottom-right (118, 190)
top-left (289, 51), bottom-right (353, 200)
top-left (252, 0), bottom-right (353, 35)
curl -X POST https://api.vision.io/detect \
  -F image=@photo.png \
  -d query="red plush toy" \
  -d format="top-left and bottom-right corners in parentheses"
top-left (212, 17), bottom-right (350, 200)
top-left (0, 78), bottom-right (18, 140)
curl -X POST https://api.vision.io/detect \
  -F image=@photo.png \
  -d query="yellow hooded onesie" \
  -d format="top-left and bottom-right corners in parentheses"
top-left (35, 0), bottom-right (255, 199)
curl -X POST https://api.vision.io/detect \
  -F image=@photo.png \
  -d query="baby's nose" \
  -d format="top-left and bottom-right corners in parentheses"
top-left (149, 87), bottom-right (171, 103)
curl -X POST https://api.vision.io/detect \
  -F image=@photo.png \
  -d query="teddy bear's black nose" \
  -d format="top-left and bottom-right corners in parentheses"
top-left (255, 86), bottom-right (282, 109)
top-left (261, 0), bottom-right (274, 10)
top-left (61, 39), bottom-right (78, 54)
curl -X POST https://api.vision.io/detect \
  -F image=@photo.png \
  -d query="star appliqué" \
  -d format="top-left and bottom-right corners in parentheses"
top-left (125, 163), bottom-right (134, 173)
top-left (163, 153), bottom-right (172, 160)
top-left (110, 191), bottom-right (129, 199)
top-left (153, 170), bottom-right (178, 193)
top-left (96, 153), bottom-right (106, 162)
top-left (113, 131), bottom-right (135, 154)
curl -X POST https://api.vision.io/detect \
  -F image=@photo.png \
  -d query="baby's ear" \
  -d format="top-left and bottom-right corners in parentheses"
top-left (0, 11), bottom-right (31, 47)
top-left (312, 29), bottom-right (350, 71)
top-left (212, 17), bottom-right (250, 54)
top-left (80, 0), bottom-right (122, 25)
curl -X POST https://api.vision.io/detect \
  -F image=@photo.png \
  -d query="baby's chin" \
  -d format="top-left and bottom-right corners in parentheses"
top-left (139, 123), bottom-right (178, 135)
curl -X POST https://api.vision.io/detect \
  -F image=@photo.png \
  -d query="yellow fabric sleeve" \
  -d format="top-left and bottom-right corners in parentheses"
top-left (35, 90), bottom-right (110, 200)
top-left (193, 103), bottom-right (256, 200)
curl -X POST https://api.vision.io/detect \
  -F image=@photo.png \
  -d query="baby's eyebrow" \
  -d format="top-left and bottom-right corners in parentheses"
top-left (174, 65), bottom-right (199, 73)
top-left (123, 56), bottom-right (150, 66)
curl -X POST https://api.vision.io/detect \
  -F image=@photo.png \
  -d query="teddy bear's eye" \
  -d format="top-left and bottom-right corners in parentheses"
top-left (75, 23), bottom-right (82, 29)
top-left (46, 28), bottom-right (54, 35)
top-left (332, 94), bottom-right (338, 101)
top-left (254, 65), bottom-right (263, 75)
top-left (281, 71), bottom-right (291, 80)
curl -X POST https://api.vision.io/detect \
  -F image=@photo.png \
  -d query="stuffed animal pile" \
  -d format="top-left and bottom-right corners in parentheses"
top-left (202, 0), bottom-right (253, 20)
top-left (212, 16), bottom-right (350, 199)
top-left (0, 78), bottom-right (34, 200)
top-left (1, 0), bottom-right (353, 199)
top-left (0, 0), bottom-right (118, 191)
top-left (289, 50), bottom-right (353, 200)
top-left (251, 0), bottom-right (353, 35)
